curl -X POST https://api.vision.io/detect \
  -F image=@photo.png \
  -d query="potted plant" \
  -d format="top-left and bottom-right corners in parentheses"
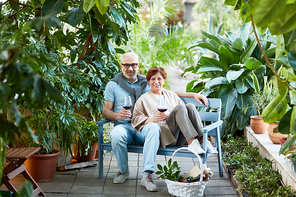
top-left (249, 75), bottom-right (277, 134)
top-left (20, 104), bottom-right (84, 182)
top-left (74, 119), bottom-right (98, 162)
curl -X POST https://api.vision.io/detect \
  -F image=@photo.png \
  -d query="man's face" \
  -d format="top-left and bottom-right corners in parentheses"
top-left (120, 55), bottom-right (139, 80)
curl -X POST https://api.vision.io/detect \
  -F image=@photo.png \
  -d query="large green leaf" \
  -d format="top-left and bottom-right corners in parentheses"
top-left (239, 22), bottom-right (251, 46)
top-left (276, 35), bottom-right (285, 59)
top-left (244, 57), bottom-right (262, 70)
top-left (205, 77), bottom-right (229, 89)
top-left (232, 37), bottom-right (243, 50)
top-left (107, 41), bottom-right (116, 57)
top-left (218, 45), bottom-right (234, 68)
top-left (197, 65), bottom-right (223, 73)
top-left (42, 0), bottom-right (64, 16)
top-left (90, 15), bottom-right (99, 43)
top-left (282, 67), bottom-right (296, 82)
top-left (253, 0), bottom-right (286, 28)
top-left (271, 75), bottom-right (289, 95)
top-left (251, 72), bottom-right (260, 93)
top-left (291, 107), bottom-right (296, 134)
top-left (219, 88), bottom-right (238, 120)
top-left (236, 91), bottom-right (251, 110)
top-left (200, 29), bottom-right (223, 45)
top-left (279, 135), bottom-right (296, 155)
top-left (198, 56), bottom-right (224, 68)
top-left (241, 39), bottom-right (257, 63)
top-left (96, 0), bottom-right (109, 15)
top-left (226, 69), bottom-right (245, 83)
top-left (269, 4), bottom-right (296, 35)
top-left (188, 43), bottom-right (218, 54)
top-left (44, 16), bottom-right (61, 28)
top-left (67, 8), bottom-right (85, 27)
top-left (288, 52), bottom-right (296, 71)
top-left (42, 78), bottom-right (63, 103)
top-left (110, 6), bottom-right (125, 28)
top-left (83, 0), bottom-right (96, 14)
top-left (278, 109), bottom-right (292, 134)
top-left (236, 80), bottom-right (249, 94)
top-left (262, 94), bottom-right (288, 123)
top-left (290, 90), bottom-right (296, 105)
top-left (284, 28), bottom-right (296, 45)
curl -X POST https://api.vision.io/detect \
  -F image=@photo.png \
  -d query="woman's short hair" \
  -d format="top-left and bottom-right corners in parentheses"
top-left (146, 67), bottom-right (167, 81)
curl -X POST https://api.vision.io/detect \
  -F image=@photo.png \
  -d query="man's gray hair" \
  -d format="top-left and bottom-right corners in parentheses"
top-left (120, 52), bottom-right (139, 63)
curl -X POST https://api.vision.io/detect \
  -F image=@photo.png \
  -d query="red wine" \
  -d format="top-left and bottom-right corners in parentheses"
top-left (157, 108), bottom-right (167, 112)
top-left (123, 105), bottom-right (132, 109)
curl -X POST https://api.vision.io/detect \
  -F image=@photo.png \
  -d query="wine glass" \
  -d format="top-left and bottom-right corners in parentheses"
top-left (122, 96), bottom-right (133, 121)
top-left (157, 96), bottom-right (167, 125)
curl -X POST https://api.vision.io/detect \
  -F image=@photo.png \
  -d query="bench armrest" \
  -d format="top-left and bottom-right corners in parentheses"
top-left (202, 120), bottom-right (223, 133)
top-left (97, 119), bottom-right (112, 144)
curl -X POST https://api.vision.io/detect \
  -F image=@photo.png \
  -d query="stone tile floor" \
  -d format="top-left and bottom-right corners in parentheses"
top-left (1, 152), bottom-right (239, 197)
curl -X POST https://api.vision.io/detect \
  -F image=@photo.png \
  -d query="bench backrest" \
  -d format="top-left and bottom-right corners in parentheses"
top-left (180, 97), bottom-right (221, 122)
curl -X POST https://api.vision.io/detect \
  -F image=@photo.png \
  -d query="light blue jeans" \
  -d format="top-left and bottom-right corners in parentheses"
top-left (110, 122), bottom-right (160, 173)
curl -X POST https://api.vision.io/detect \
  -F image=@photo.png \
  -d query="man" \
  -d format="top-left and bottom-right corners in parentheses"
top-left (102, 52), bottom-right (160, 192)
top-left (102, 52), bottom-right (209, 192)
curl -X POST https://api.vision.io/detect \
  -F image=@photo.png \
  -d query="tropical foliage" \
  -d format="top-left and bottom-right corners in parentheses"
top-left (0, 0), bottom-right (140, 183)
top-left (223, 0), bottom-right (296, 155)
top-left (184, 25), bottom-right (278, 137)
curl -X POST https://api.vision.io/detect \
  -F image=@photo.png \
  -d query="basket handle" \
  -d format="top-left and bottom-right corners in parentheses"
top-left (171, 147), bottom-right (203, 183)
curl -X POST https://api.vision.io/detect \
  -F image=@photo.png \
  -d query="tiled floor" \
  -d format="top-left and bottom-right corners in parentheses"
top-left (1, 152), bottom-right (239, 197)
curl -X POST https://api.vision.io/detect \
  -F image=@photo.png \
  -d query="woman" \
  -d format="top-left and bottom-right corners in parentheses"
top-left (132, 67), bottom-right (217, 155)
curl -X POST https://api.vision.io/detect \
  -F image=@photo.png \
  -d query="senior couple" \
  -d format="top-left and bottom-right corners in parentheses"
top-left (102, 52), bottom-right (217, 192)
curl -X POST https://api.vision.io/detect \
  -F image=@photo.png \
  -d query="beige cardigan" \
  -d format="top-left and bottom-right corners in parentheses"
top-left (132, 89), bottom-right (184, 148)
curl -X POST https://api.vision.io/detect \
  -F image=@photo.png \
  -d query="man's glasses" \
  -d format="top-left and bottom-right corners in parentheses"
top-left (121, 63), bottom-right (138, 69)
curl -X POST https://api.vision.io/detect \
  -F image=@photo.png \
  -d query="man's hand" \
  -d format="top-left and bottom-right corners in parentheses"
top-left (193, 94), bottom-right (209, 107)
top-left (117, 109), bottom-right (132, 120)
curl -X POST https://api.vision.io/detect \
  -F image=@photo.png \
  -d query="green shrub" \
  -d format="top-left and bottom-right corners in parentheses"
top-left (222, 136), bottom-right (296, 196)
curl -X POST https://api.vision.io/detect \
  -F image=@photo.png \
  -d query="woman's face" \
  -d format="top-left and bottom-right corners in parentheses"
top-left (148, 72), bottom-right (165, 93)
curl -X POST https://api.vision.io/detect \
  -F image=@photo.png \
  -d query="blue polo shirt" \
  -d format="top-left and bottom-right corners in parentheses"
top-left (104, 79), bottom-right (150, 125)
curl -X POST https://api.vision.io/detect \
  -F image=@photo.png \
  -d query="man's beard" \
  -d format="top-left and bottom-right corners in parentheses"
top-left (123, 71), bottom-right (137, 80)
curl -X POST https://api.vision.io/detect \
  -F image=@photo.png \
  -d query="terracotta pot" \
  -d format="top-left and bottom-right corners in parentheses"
top-left (25, 149), bottom-right (60, 182)
top-left (250, 116), bottom-right (268, 134)
top-left (280, 137), bottom-right (287, 146)
top-left (74, 142), bottom-right (98, 162)
top-left (268, 123), bottom-right (287, 144)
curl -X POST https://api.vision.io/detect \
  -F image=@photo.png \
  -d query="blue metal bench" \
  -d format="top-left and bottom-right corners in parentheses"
top-left (97, 97), bottom-right (223, 178)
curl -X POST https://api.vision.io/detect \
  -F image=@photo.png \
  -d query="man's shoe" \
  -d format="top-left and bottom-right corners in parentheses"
top-left (207, 140), bottom-right (218, 154)
top-left (141, 174), bottom-right (158, 192)
top-left (188, 139), bottom-right (205, 154)
top-left (113, 170), bottom-right (129, 184)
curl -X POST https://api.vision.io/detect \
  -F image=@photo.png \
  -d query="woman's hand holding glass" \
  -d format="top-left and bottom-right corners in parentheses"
top-left (157, 97), bottom-right (167, 125)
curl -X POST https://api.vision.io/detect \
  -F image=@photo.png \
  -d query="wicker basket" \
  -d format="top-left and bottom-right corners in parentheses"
top-left (164, 147), bottom-right (209, 197)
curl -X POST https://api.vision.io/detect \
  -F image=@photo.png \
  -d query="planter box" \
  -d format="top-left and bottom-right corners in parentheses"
top-left (244, 126), bottom-right (296, 191)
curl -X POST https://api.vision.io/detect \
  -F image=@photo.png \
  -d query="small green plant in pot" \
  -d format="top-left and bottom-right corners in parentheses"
top-left (156, 158), bottom-right (183, 181)
top-left (74, 120), bottom-right (98, 162)
top-left (248, 74), bottom-right (277, 134)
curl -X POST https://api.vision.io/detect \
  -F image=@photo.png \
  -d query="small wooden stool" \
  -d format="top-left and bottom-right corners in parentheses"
top-left (2, 147), bottom-right (45, 196)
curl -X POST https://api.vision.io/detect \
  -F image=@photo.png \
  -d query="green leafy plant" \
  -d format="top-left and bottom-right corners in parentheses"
top-left (184, 24), bottom-right (277, 137)
top-left (19, 106), bottom-right (84, 154)
top-left (75, 120), bottom-right (98, 156)
top-left (0, 0), bottom-right (140, 183)
top-left (249, 75), bottom-right (277, 117)
top-left (156, 158), bottom-right (183, 181)
top-left (222, 136), bottom-right (296, 196)
top-left (224, 0), bottom-right (296, 167)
